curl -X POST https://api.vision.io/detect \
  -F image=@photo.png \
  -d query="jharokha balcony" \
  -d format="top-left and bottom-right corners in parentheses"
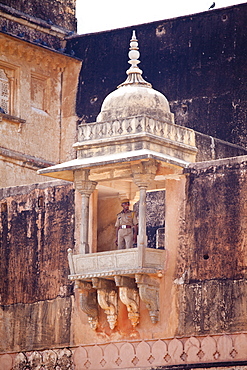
top-left (38, 31), bottom-right (197, 330)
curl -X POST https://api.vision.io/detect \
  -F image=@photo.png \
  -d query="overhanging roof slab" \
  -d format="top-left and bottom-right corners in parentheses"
top-left (37, 149), bottom-right (191, 182)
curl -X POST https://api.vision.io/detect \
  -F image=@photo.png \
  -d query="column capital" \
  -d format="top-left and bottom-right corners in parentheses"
top-left (131, 160), bottom-right (158, 188)
top-left (74, 169), bottom-right (97, 196)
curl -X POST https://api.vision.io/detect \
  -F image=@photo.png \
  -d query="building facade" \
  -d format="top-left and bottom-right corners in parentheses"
top-left (0, 1), bottom-right (247, 370)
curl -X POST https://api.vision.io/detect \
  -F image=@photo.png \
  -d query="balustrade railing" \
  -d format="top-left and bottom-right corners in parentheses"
top-left (78, 115), bottom-right (194, 146)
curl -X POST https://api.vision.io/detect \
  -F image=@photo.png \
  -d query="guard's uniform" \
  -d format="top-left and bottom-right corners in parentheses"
top-left (115, 210), bottom-right (138, 249)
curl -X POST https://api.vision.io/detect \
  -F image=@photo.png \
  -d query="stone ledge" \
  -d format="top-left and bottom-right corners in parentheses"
top-left (0, 146), bottom-right (55, 170)
top-left (0, 112), bottom-right (26, 125)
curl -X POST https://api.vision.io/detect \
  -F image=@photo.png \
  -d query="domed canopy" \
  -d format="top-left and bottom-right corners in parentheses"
top-left (96, 31), bottom-right (171, 123)
top-left (38, 31), bottom-right (197, 183)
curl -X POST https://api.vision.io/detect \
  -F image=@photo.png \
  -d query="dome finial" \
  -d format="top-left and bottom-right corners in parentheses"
top-left (118, 31), bottom-right (152, 88)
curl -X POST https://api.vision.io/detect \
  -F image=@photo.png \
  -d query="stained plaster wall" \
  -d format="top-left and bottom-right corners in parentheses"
top-left (0, 181), bottom-right (75, 352)
top-left (177, 155), bottom-right (247, 336)
top-left (0, 33), bottom-right (81, 187)
top-left (68, 3), bottom-right (247, 148)
top-left (97, 197), bottom-right (119, 252)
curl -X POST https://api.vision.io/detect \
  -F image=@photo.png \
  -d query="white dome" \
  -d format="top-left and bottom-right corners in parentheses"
top-left (97, 84), bottom-right (171, 122)
top-left (96, 31), bottom-right (172, 123)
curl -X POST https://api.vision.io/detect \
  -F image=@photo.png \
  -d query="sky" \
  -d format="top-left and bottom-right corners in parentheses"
top-left (76, 0), bottom-right (246, 35)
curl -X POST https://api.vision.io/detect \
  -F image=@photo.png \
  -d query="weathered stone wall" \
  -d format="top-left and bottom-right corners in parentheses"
top-left (0, 181), bottom-right (75, 351)
top-left (0, 0), bottom-right (76, 32)
top-left (177, 155), bottom-right (247, 335)
top-left (68, 3), bottom-right (247, 148)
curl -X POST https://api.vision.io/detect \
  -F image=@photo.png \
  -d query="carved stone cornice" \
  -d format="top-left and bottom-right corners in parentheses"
top-left (92, 278), bottom-right (118, 330)
top-left (77, 281), bottom-right (98, 330)
top-left (0, 33), bottom-right (78, 71)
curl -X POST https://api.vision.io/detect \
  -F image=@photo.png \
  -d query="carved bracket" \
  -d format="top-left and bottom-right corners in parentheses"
top-left (92, 278), bottom-right (118, 330)
top-left (135, 274), bottom-right (160, 324)
top-left (115, 276), bottom-right (140, 327)
top-left (76, 281), bottom-right (98, 330)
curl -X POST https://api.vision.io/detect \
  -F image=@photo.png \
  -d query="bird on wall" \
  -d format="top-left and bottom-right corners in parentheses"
top-left (208, 2), bottom-right (216, 9)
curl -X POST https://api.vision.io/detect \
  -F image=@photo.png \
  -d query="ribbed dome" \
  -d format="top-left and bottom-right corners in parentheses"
top-left (96, 31), bottom-right (171, 123)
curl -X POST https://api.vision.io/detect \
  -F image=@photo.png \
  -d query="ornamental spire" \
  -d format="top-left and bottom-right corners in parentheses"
top-left (118, 30), bottom-right (152, 88)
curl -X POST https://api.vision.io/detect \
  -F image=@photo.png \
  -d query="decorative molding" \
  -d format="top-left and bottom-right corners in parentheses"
top-left (3, 333), bottom-right (247, 370)
top-left (92, 278), bottom-right (118, 330)
top-left (77, 281), bottom-right (98, 331)
top-left (0, 34), bottom-right (73, 71)
top-left (115, 276), bottom-right (140, 327)
top-left (135, 274), bottom-right (160, 324)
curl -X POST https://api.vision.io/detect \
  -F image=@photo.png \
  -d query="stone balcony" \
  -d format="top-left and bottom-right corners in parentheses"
top-left (67, 247), bottom-right (167, 330)
top-left (68, 247), bottom-right (167, 280)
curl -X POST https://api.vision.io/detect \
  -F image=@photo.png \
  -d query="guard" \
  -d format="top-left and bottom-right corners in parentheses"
top-left (115, 199), bottom-right (138, 249)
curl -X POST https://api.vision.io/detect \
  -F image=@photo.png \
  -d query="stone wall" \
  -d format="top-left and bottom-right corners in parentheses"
top-left (0, 0), bottom-right (76, 32)
top-left (195, 131), bottom-right (247, 162)
top-left (0, 181), bottom-right (75, 351)
top-left (177, 155), bottom-right (247, 335)
top-left (68, 3), bottom-right (247, 148)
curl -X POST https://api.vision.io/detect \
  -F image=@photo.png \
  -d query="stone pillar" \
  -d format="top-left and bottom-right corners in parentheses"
top-left (131, 160), bottom-right (157, 267)
top-left (137, 185), bottom-right (148, 249)
top-left (89, 189), bottom-right (98, 253)
top-left (74, 169), bottom-right (97, 254)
